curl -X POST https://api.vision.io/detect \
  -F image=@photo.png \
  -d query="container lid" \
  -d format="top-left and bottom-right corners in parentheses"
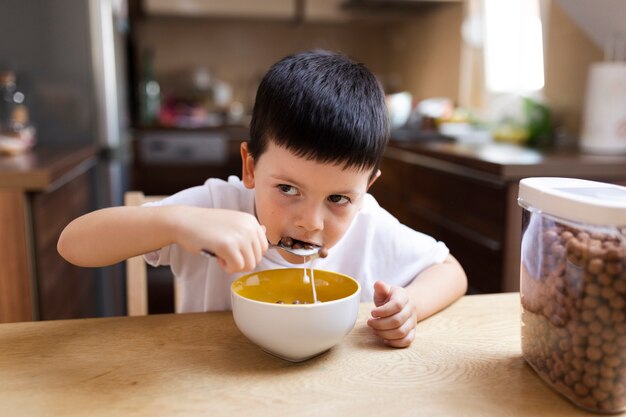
top-left (518, 177), bottom-right (626, 226)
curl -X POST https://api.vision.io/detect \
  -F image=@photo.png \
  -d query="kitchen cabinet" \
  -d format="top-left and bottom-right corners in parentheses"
top-left (369, 141), bottom-right (626, 294)
top-left (131, 126), bottom-right (248, 195)
top-left (305, 0), bottom-right (352, 22)
top-left (143, 0), bottom-right (460, 21)
top-left (144, 0), bottom-right (350, 22)
top-left (0, 146), bottom-right (121, 322)
top-left (144, 0), bottom-right (296, 20)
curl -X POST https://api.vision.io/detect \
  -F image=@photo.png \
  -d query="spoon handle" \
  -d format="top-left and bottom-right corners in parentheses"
top-left (201, 249), bottom-right (216, 258)
top-left (201, 243), bottom-right (322, 258)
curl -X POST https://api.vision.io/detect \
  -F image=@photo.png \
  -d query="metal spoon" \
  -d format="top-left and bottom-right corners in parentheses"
top-left (200, 240), bottom-right (322, 258)
top-left (271, 241), bottom-right (322, 257)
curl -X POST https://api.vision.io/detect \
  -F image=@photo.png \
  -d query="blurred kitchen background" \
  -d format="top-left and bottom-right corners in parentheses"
top-left (1, 0), bottom-right (625, 322)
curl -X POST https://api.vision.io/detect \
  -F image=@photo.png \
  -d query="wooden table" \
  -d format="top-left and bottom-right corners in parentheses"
top-left (1, 293), bottom-right (622, 416)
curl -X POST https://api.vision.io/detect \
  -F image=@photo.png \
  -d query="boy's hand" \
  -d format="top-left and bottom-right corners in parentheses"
top-left (172, 207), bottom-right (268, 273)
top-left (367, 280), bottom-right (418, 348)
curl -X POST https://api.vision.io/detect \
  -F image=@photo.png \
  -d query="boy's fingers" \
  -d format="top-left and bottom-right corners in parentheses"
top-left (367, 303), bottom-right (413, 330)
top-left (218, 246), bottom-right (245, 273)
top-left (371, 289), bottom-right (406, 318)
top-left (257, 226), bottom-right (269, 253)
top-left (374, 313), bottom-right (414, 339)
top-left (372, 280), bottom-right (391, 307)
top-left (217, 258), bottom-right (227, 270)
top-left (251, 233), bottom-right (264, 264)
top-left (241, 246), bottom-right (258, 271)
top-left (384, 328), bottom-right (416, 348)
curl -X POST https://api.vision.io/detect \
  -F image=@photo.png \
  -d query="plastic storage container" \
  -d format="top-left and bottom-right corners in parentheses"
top-left (518, 177), bottom-right (626, 413)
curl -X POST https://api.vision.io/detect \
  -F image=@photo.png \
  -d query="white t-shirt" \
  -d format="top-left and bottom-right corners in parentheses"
top-left (144, 176), bottom-right (449, 312)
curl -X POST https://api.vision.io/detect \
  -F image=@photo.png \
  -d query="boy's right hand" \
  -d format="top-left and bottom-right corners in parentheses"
top-left (170, 207), bottom-right (268, 273)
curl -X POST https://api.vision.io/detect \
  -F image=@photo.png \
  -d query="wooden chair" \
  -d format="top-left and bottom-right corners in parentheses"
top-left (124, 191), bottom-right (179, 316)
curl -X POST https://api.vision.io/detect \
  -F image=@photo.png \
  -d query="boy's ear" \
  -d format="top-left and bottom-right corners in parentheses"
top-left (367, 169), bottom-right (381, 190)
top-left (240, 142), bottom-right (256, 189)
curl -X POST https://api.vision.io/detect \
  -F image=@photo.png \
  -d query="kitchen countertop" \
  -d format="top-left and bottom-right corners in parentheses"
top-left (1, 293), bottom-right (619, 416)
top-left (0, 145), bottom-right (99, 191)
top-left (388, 140), bottom-right (626, 181)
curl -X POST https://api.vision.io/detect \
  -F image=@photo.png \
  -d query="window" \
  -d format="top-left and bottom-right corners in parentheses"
top-left (459, 0), bottom-right (547, 109)
top-left (483, 0), bottom-right (545, 93)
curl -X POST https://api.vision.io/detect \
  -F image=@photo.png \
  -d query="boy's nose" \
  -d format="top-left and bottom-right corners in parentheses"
top-left (295, 204), bottom-right (324, 232)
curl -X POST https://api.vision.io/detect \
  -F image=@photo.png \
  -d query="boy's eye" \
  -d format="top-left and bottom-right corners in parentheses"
top-left (277, 184), bottom-right (298, 196)
top-left (328, 195), bottom-right (351, 205)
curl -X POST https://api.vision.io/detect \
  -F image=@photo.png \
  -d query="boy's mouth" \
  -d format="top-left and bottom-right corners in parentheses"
top-left (279, 236), bottom-right (321, 249)
top-left (276, 236), bottom-right (328, 259)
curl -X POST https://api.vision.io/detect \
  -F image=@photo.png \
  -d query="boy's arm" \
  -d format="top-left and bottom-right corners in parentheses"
top-left (58, 206), bottom-right (180, 267)
top-left (57, 205), bottom-right (268, 272)
top-left (367, 254), bottom-right (467, 347)
top-left (404, 254), bottom-right (468, 322)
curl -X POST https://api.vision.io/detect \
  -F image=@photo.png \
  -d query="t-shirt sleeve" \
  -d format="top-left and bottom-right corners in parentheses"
top-left (140, 183), bottom-right (216, 267)
top-left (361, 195), bottom-right (450, 287)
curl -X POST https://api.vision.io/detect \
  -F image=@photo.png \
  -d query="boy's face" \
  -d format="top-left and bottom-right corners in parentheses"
top-left (241, 140), bottom-right (380, 264)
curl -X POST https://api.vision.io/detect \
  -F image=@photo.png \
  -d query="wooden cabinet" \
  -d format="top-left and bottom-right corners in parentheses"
top-left (142, 0), bottom-right (459, 22)
top-left (0, 190), bottom-right (32, 322)
top-left (405, 158), bottom-right (506, 293)
top-left (369, 142), bottom-right (626, 294)
top-left (30, 165), bottom-right (100, 320)
top-left (370, 146), bottom-right (508, 293)
top-left (305, 0), bottom-right (352, 22)
top-left (0, 146), bottom-right (122, 322)
top-left (131, 126), bottom-right (247, 195)
top-left (143, 0), bottom-right (350, 22)
top-left (144, 0), bottom-right (296, 20)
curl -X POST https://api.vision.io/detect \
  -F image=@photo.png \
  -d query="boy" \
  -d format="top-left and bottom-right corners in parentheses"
top-left (58, 50), bottom-right (467, 348)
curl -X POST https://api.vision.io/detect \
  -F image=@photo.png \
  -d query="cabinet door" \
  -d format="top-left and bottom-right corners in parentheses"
top-left (144, 0), bottom-right (296, 19)
top-left (31, 166), bottom-right (99, 320)
top-left (0, 190), bottom-right (33, 322)
top-left (370, 150), bottom-right (508, 294)
top-left (405, 164), bottom-right (507, 293)
top-left (369, 153), bottom-right (411, 224)
top-left (131, 130), bottom-right (244, 195)
top-left (305, 0), bottom-right (352, 22)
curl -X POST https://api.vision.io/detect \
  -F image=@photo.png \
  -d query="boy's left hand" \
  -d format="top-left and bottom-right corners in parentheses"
top-left (367, 280), bottom-right (418, 348)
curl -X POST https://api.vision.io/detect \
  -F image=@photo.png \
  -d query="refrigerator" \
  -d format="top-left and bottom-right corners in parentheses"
top-left (0, 0), bottom-right (132, 316)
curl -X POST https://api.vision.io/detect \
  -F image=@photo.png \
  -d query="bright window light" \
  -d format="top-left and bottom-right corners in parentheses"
top-left (484, 0), bottom-right (544, 93)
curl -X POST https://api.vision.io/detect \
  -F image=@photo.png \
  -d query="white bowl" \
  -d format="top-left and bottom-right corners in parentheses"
top-left (231, 268), bottom-right (361, 362)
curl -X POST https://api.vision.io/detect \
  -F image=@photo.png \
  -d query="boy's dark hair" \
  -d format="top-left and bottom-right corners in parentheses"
top-left (249, 50), bottom-right (389, 174)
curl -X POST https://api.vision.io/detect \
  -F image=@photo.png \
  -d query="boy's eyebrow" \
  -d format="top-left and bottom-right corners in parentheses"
top-left (271, 175), bottom-right (362, 196)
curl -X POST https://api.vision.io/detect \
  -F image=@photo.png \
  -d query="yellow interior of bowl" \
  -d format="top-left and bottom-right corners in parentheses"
top-left (232, 268), bottom-right (359, 304)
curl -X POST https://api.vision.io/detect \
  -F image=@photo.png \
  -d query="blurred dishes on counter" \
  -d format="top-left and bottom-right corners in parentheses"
top-left (387, 94), bottom-right (453, 142)
top-left (386, 91), bottom-right (412, 129)
top-left (387, 94), bottom-right (491, 144)
top-left (0, 124), bottom-right (36, 156)
top-left (0, 71), bottom-right (36, 156)
top-left (416, 97), bottom-right (454, 121)
top-left (488, 94), bottom-right (552, 147)
top-left (436, 105), bottom-right (491, 145)
top-left (152, 66), bottom-right (244, 129)
top-left (390, 126), bottom-right (454, 142)
top-left (438, 122), bottom-right (491, 144)
top-left (385, 93), bottom-right (556, 148)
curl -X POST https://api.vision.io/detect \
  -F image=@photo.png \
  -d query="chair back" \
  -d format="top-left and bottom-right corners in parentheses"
top-left (124, 191), bottom-right (178, 315)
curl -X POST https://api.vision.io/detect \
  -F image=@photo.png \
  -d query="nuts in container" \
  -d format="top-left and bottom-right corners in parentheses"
top-left (518, 177), bottom-right (626, 413)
